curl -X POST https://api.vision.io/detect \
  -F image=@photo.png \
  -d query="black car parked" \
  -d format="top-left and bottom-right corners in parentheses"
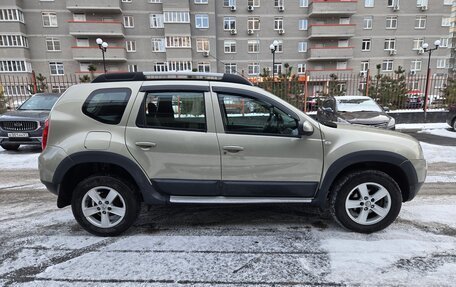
top-left (317, 96), bottom-right (396, 130)
top-left (0, 93), bottom-right (60, 151)
top-left (447, 104), bottom-right (456, 132)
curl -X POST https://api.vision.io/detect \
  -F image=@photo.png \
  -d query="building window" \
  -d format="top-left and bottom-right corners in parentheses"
top-left (443, 0), bottom-right (452, 5)
top-left (154, 62), bottom-right (168, 72)
top-left (299, 19), bottom-right (308, 30)
top-left (150, 14), bottom-right (164, 28)
top-left (224, 17), bottom-right (236, 30)
top-left (149, 0), bottom-right (162, 2)
top-left (439, 38), bottom-right (449, 48)
top-left (381, 60), bottom-right (393, 72)
top-left (49, 62), bottom-right (64, 75)
top-left (42, 12), bottom-right (58, 27)
top-left (248, 0), bottom-right (260, 7)
top-left (412, 38), bottom-right (424, 50)
top-left (165, 36), bottom-right (191, 48)
top-left (247, 17), bottom-right (260, 30)
top-left (274, 0), bottom-right (284, 7)
top-left (225, 63), bottom-right (237, 74)
top-left (298, 41), bottom-right (307, 52)
top-left (384, 38), bottom-right (396, 50)
top-left (385, 16), bottom-right (397, 29)
top-left (362, 39), bottom-right (371, 51)
top-left (276, 40), bottom-right (283, 53)
top-left (410, 60), bottom-right (422, 71)
top-left (46, 37), bottom-right (60, 51)
top-left (128, 64), bottom-right (138, 72)
top-left (224, 40), bottom-right (236, 53)
top-left (164, 11), bottom-right (190, 23)
top-left (195, 14), bottom-right (209, 28)
top-left (198, 62), bottom-right (210, 72)
top-left (416, 0), bottom-right (428, 6)
top-left (415, 16), bottom-right (426, 29)
top-left (441, 17), bottom-right (451, 27)
top-left (123, 16), bottom-right (134, 28)
top-left (0, 35), bottom-right (28, 48)
top-left (299, 0), bottom-right (308, 7)
top-left (224, 0), bottom-right (236, 6)
top-left (436, 59), bottom-right (448, 69)
top-left (126, 40), bottom-right (136, 52)
top-left (0, 60), bottom-right (30, 73)
top-left (196, 38), bottom-right (210, 52)
top-left (122, 0), bottom-right (132, 2)
top-left (363, 16), bottom-right (373, 29)
top-left (364, 0), bottom-right (374, 7)
top-left (151, 38), bottom-right (165, 52)
top-left (195, 0), bottom-right (208, 3)
top-left (274, 17), bottom-right (283, 30)
top-left (273, 63), bottom-right (282, 75)
top-left (167, 61), bottom-right (192, 72)
top-left (0, 9), bottom-right (25, 22)
top-left (297, 64), bottom-right (306, 74)
top-left (248, 63), bottom-right (260, 75)
top-left (361, 61), bottom-right (369, 72)
top-left (248, 40), bottom-right (259, 53)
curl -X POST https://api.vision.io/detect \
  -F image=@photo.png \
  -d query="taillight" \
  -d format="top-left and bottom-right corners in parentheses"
top-left (42, 119), bottom-right (49, 150)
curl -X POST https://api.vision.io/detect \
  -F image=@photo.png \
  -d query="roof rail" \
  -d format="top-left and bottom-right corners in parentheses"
top-left (91, 72), bottom-right (253, 86)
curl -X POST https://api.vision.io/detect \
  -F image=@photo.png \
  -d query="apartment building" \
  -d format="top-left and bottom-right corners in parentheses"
top-left (0, 0), bottom-right (453, 82)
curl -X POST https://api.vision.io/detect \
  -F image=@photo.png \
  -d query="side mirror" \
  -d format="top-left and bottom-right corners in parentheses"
top-left (383, 106), bottom-right (390, 112)
top-left (298, 121), bottom-right (314, 136)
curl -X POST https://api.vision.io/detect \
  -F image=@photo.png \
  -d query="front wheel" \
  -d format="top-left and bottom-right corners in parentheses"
top-left (330, 170), bottom-right (402, 233)
top-left (72, 176), bottom-right (140, 236)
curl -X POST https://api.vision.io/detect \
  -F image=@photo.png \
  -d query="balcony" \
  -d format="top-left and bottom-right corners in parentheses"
top-left (0, 48), bottom-right (29, 59)
top-left (72, 46), bottom-right (127, 61)
top-left (308, 24), bottom-right (355, 38)
top-left (309, 0), bottom-right (357, 17)
top-left (66, 0), bottom-right (122, 12)
top-left (68, 21), bottom-right (124, 37)
top-left (308, 46), bottom-right (354, 61)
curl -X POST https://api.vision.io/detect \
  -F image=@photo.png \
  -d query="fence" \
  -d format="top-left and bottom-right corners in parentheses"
top-left (0, 71), bottom-right (454, 112)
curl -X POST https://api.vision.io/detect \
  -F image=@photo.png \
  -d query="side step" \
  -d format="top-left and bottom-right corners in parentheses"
top-left (169, 196), bottom-right (313, 204)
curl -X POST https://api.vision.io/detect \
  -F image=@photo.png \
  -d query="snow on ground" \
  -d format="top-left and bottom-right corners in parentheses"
top-left (396, 122), bottom-right (450, 131)
top-left (420, 142), bottom-right (456, 163)
top-left (0, 146), bottom-right (39, 170)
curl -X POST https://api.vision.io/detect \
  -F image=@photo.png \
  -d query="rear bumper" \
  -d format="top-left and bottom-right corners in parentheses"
top-left (41, 180), bottom-right (59, 195)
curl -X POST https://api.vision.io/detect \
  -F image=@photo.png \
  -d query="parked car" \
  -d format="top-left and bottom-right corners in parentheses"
top-left (447, 104), bottom-right (456, 131)
top-left (305, 96), bottom-right (325, 112)
top-left (0, 93), bottom-right (60, 151)
top-left (317, 95), bottom-right (396, 130)
top-left (39, 72), bottom-right (425, 236)
top-left (403, 90), bottom-right (424, 109)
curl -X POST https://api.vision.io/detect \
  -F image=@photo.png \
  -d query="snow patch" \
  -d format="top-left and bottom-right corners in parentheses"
top-left (420, 142), bottom-right (456, 163)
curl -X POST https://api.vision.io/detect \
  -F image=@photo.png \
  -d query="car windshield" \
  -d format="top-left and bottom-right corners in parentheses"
top-left (18, 95), bottom-right (59, 111)
top-left (336, 98), bottom-right (382, 113)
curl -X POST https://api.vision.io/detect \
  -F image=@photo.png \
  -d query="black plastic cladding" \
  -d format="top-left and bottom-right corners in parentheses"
top-left (91, 72), bottom-right (253, 86)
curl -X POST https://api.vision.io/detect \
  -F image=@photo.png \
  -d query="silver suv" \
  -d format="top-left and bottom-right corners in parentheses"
top-left (39, 72), bottom-right (426, 236)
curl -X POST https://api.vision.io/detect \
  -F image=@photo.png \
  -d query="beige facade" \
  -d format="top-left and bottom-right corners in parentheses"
top-left (0, 0), bottom-right (453, 79)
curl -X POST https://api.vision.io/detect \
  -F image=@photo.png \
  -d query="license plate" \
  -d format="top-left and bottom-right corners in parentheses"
top-left (8, 133), bottom-right (29, 138)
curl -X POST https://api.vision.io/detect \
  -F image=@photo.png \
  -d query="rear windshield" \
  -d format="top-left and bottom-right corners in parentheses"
top-left (18, 95), bottom-right (59, 111)
top-left (82, 88), bottom-right (131, 125)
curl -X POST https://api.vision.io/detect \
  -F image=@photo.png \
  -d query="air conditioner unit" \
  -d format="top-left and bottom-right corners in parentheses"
top-left (230, 5), bottom-right (236, 11)
top-left (389, 49), bottom-right (397, 55)
top-left (393, 5), bottom-right (400, 11)
top-left (420, 5), bottom-right (427, 11)
top-left (247, 5), bottom-right (254, 12)
top-left (417, 48), bottom-right (424, 54)
top-left (359, 71), bottom-right (367, 77)
top-left (278, 6), bottom-right (285, 12)
top-left (230, 29), bottom-right (237, 35)
top-left (410, 70), bottom-right (417, 75)
top-left (247, 29), bottom-right (254, 35)
top-left (278, 29), bottom-right (285, 35)
top-left (203, 51), bottom-right (209, 57)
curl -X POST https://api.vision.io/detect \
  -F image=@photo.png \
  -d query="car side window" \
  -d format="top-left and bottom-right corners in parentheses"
top-left (218, 93), bottom-right (299, 136)
top-left (137, 91), bottom-right (206, 132)
top-left (82, 88), bottom-right (131, 125)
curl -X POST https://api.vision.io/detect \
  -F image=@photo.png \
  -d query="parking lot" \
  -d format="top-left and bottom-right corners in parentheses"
top-left (0, 126), bottom-right (455, 286)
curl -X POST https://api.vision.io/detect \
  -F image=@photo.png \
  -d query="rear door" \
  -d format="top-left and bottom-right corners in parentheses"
top-left (125, 83), bottom-right (221, 196)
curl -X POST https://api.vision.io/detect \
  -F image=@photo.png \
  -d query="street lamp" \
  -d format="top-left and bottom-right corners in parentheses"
top-left (96, 38), bottom-right (108, 74)
top-left (269, 40), bottom-right (279, 78)
top-left (422, 39), bottom-right (440, 121)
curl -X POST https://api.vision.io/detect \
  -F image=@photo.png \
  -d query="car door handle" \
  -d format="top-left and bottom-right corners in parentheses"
top-left (222, 146), bottom-right (244, 153)
top-left (135, 142), bottom-right (157, 149)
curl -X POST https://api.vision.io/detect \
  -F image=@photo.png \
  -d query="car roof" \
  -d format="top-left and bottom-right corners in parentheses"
top-left (334, 96), bottom-right (372, 101)
top-left (33, 93), bottom-right (61, 97)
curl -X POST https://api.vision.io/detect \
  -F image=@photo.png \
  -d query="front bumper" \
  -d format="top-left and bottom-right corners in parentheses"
top-left (0, 136), bottom-right (42, 145)
top-left (405, 159), bottom-right (427, 201)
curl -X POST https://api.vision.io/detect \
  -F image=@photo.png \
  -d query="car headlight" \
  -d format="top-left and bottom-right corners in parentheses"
top-left (387, 117), bottom-right (396, 128)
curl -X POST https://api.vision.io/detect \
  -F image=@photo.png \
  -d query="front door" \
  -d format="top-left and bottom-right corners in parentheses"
top-left (126, 86), bottom-right (221, 196)
top-left (213, 88), bottom-right (324, 197)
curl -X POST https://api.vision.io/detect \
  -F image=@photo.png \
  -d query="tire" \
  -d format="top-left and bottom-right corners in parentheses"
top-left (1, 143), bottom-right (20, 151)
top-left (71, 176), bottom-right (141, 236)
top-left (452, 118), bottom-right (456, 132)
top-left (330, 170), bottom-right (402, 233)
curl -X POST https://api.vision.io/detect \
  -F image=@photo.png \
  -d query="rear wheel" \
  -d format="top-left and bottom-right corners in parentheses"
top-left (1, 143), bottom-right (20, 151)
top-left (71, 176), bottom-right (140, 236)
top-left (330, 170), bottom-right (402, 233)
top-left (452, 118), bottom-right (456, 131)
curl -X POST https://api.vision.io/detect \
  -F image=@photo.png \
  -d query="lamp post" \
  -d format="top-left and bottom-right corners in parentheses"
top-left (96, 38), bottom-right (108, 74)
top-left (422, 39), bottom-right (440, 121)
top-left (269, 40), bottom-right (279, 78)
